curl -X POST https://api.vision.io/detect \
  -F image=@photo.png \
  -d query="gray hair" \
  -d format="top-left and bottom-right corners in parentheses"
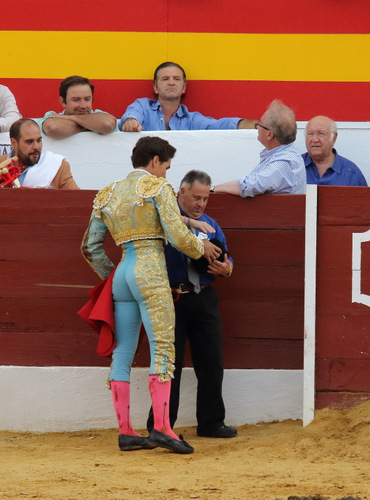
top-left (265, 99), bottom-right (297, 144)
top-left (180, 170), bottom-right (212, 188)
top-left (329, 119), bottom-right (337, 141)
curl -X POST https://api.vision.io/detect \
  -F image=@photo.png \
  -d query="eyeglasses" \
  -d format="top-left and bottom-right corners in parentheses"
top-left (305, 131), bottom-right (330, 138)
top-left (255, 122), bottom-right (271, 132)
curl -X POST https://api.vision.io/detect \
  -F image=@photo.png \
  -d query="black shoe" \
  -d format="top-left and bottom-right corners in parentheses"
top-left (148, 429), bottom-right (194, 454)
top-left (118, 434), bottom-right (157, 451)
top-left (197, 424), bottom-right (237, 438)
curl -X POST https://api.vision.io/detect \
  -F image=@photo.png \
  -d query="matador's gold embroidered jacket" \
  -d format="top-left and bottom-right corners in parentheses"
top-left (81, 170), bottom-right (204, 279)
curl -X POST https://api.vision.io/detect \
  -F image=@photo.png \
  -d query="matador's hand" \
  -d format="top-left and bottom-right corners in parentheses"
top-left (203, 239), bottom-right (222, 262)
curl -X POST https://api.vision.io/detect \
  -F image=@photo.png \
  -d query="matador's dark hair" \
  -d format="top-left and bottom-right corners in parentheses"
top-left (131, 136), bottom-right (176, 168)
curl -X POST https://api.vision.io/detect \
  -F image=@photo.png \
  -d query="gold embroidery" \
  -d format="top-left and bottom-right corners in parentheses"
top-left (93, 181), bottom-right (117, 216)
top-left (136, 175), bottom-right (172, 199)
top-left (93, 172), bottom-right (203, 259)
top-left (133, 239), bottom-right (175, 378)
top-left (82, 170), bottom-right (204, 378)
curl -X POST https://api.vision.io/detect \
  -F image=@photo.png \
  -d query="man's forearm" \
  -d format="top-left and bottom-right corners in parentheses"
top-left (42, 113), bottom-right (116, 137)
top-left (69, 113), bottom-right (116, 134)
top-left (237, 119), bottom-right (258, 129)
top-left (42, 117), bottom-right (83, 138)
top-left (213, 180), bottom-right (241, 196)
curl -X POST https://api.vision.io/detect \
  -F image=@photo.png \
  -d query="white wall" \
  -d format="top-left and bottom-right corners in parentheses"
top-left (1, 122), bottom-right (370, 191)
top-left (0, 366), bottom-right (303, 432)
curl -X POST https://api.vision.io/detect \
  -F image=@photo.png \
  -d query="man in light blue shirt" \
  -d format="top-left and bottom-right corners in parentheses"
top-left (303, 116), bottom-right (367, 186)
top-left (119, 61), bottom-right (256, 132)
top-left (212, 100), bottom-right (306, 197)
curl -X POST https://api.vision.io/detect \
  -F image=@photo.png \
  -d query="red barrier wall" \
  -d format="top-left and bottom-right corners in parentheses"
top-left (314, 187), bottom-right (370, 409)
top-left (0, 190), bottom-right (305, 371)
top-left (1, 188), bottom-right (369, 409)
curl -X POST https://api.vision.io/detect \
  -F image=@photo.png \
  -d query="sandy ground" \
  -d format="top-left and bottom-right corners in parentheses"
top-left (0, 401), bottom-right (369, 500)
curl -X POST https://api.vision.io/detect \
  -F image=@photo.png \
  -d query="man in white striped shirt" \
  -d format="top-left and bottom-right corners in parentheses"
top-left (212, 100), bottom-right (306, 197)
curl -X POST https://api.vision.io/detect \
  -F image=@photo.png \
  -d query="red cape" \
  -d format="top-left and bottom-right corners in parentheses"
top-left (77, 270), bottom-right (116, 357)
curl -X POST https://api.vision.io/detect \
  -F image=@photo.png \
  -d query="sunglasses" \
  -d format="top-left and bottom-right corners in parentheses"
top-left (255, 122), bottom-right (271, 132)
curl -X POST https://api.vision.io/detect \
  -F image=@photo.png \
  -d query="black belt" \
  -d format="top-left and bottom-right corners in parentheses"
top-left (171, 283), bottom-right (212, 295)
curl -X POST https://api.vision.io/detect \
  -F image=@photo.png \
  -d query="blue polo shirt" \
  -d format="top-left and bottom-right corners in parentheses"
top-left (303, 149), bottom-right (367, 186)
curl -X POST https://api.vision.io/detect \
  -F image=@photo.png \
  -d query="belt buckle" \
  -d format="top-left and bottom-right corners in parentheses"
top-left (171, 284), bottom-right (188, 302)
top-left (179, 283), bottom-right (190, 294)
top-left (172, 283), bottom-right (191, 295)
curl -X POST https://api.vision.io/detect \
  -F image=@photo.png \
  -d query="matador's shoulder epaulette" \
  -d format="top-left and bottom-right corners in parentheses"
top-left (136, 175), bottom-right (174, 198)
top-left (93, 181), bottom-right (117, 213)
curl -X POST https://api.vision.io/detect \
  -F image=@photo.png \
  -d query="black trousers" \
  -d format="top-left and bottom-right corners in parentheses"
top-left (170, 286), bottom-right (225, 431)
top-left (146, 286), bottom-right (226, 432)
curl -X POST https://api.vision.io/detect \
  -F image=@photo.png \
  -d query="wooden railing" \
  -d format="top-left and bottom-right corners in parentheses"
top-left (1, 188), bottom-right (369, 409)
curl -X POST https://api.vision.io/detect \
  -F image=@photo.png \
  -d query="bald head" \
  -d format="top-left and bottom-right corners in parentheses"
top-left (305, 116), bottom-right (337, 162)
top-left (306, 116), bottom-right (337, 136)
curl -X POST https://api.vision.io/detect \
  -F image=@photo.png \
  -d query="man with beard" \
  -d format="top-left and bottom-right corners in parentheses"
top-left (0, 118), bottom-right (79, 189)
top-left (39, 75), bottom-right (117, 139)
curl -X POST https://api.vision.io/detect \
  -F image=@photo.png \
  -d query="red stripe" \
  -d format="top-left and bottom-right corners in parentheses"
top-left (2, 0), bottom-right (370, 33)
top-left (0, 0), bottom-right (166, 31)
top-left (170, 0), bottom-right (370, 34)
top-left (4, 78), bottom-right (370, 122)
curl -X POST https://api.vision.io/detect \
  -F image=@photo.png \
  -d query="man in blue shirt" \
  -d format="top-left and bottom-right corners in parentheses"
top-left (119, 61), bottom-right (256, 132)
top-left (147, 169), bottom-right (237, 438)
top-left (303, 116), bottom-right (367, 186)
top-left (212, 100), bottom-right (306, 196)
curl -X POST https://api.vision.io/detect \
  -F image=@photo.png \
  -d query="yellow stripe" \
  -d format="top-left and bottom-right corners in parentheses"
top-left (3, 31), bottom-right (370, 82)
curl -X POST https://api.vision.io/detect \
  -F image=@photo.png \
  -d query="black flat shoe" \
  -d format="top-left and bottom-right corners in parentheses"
top-left (148, 429), bottom-right (194, 454)
top-left (197, 424), bottom-right (237, 438)
top-left (118, 434), bottom-right (157, 451)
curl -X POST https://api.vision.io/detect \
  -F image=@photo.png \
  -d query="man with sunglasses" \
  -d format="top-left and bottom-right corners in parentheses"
top-left (303, 115), bottom-right (367, 186)
top-left (211, 100), bottom-right (306, 197)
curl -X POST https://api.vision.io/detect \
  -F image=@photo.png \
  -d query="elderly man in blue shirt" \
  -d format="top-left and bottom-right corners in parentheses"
top-left (303, 116), bottom-right (367, 186)
top-left (119, 61), bottom-right (256, 132)
top-left (212, 100), bottom-right (306, 197)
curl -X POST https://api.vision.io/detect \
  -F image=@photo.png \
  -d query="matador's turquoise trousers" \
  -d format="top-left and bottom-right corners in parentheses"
top-left (109, 239), bottom-right (175, 382)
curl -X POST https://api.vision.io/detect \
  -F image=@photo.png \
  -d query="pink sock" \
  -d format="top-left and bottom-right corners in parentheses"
top-left (148, 375), bottom-right (180, 441)
top-left (110, 381), bottom-right (141, 436)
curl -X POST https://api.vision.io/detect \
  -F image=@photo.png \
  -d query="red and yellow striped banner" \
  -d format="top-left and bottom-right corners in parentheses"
top-left (2, 0), bottom-right (370, 121)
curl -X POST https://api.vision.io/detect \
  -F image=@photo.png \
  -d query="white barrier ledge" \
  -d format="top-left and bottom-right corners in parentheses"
top-left (1, 122), bottom-right (370, 190)
top-left (0, 366), bottom-right (303, 432)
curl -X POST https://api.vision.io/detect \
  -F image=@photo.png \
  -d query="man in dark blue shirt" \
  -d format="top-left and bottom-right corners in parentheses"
top-left (303, 116), bottom-right (367, 186)
top-left (147, 169), bottom-right (236, 438)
